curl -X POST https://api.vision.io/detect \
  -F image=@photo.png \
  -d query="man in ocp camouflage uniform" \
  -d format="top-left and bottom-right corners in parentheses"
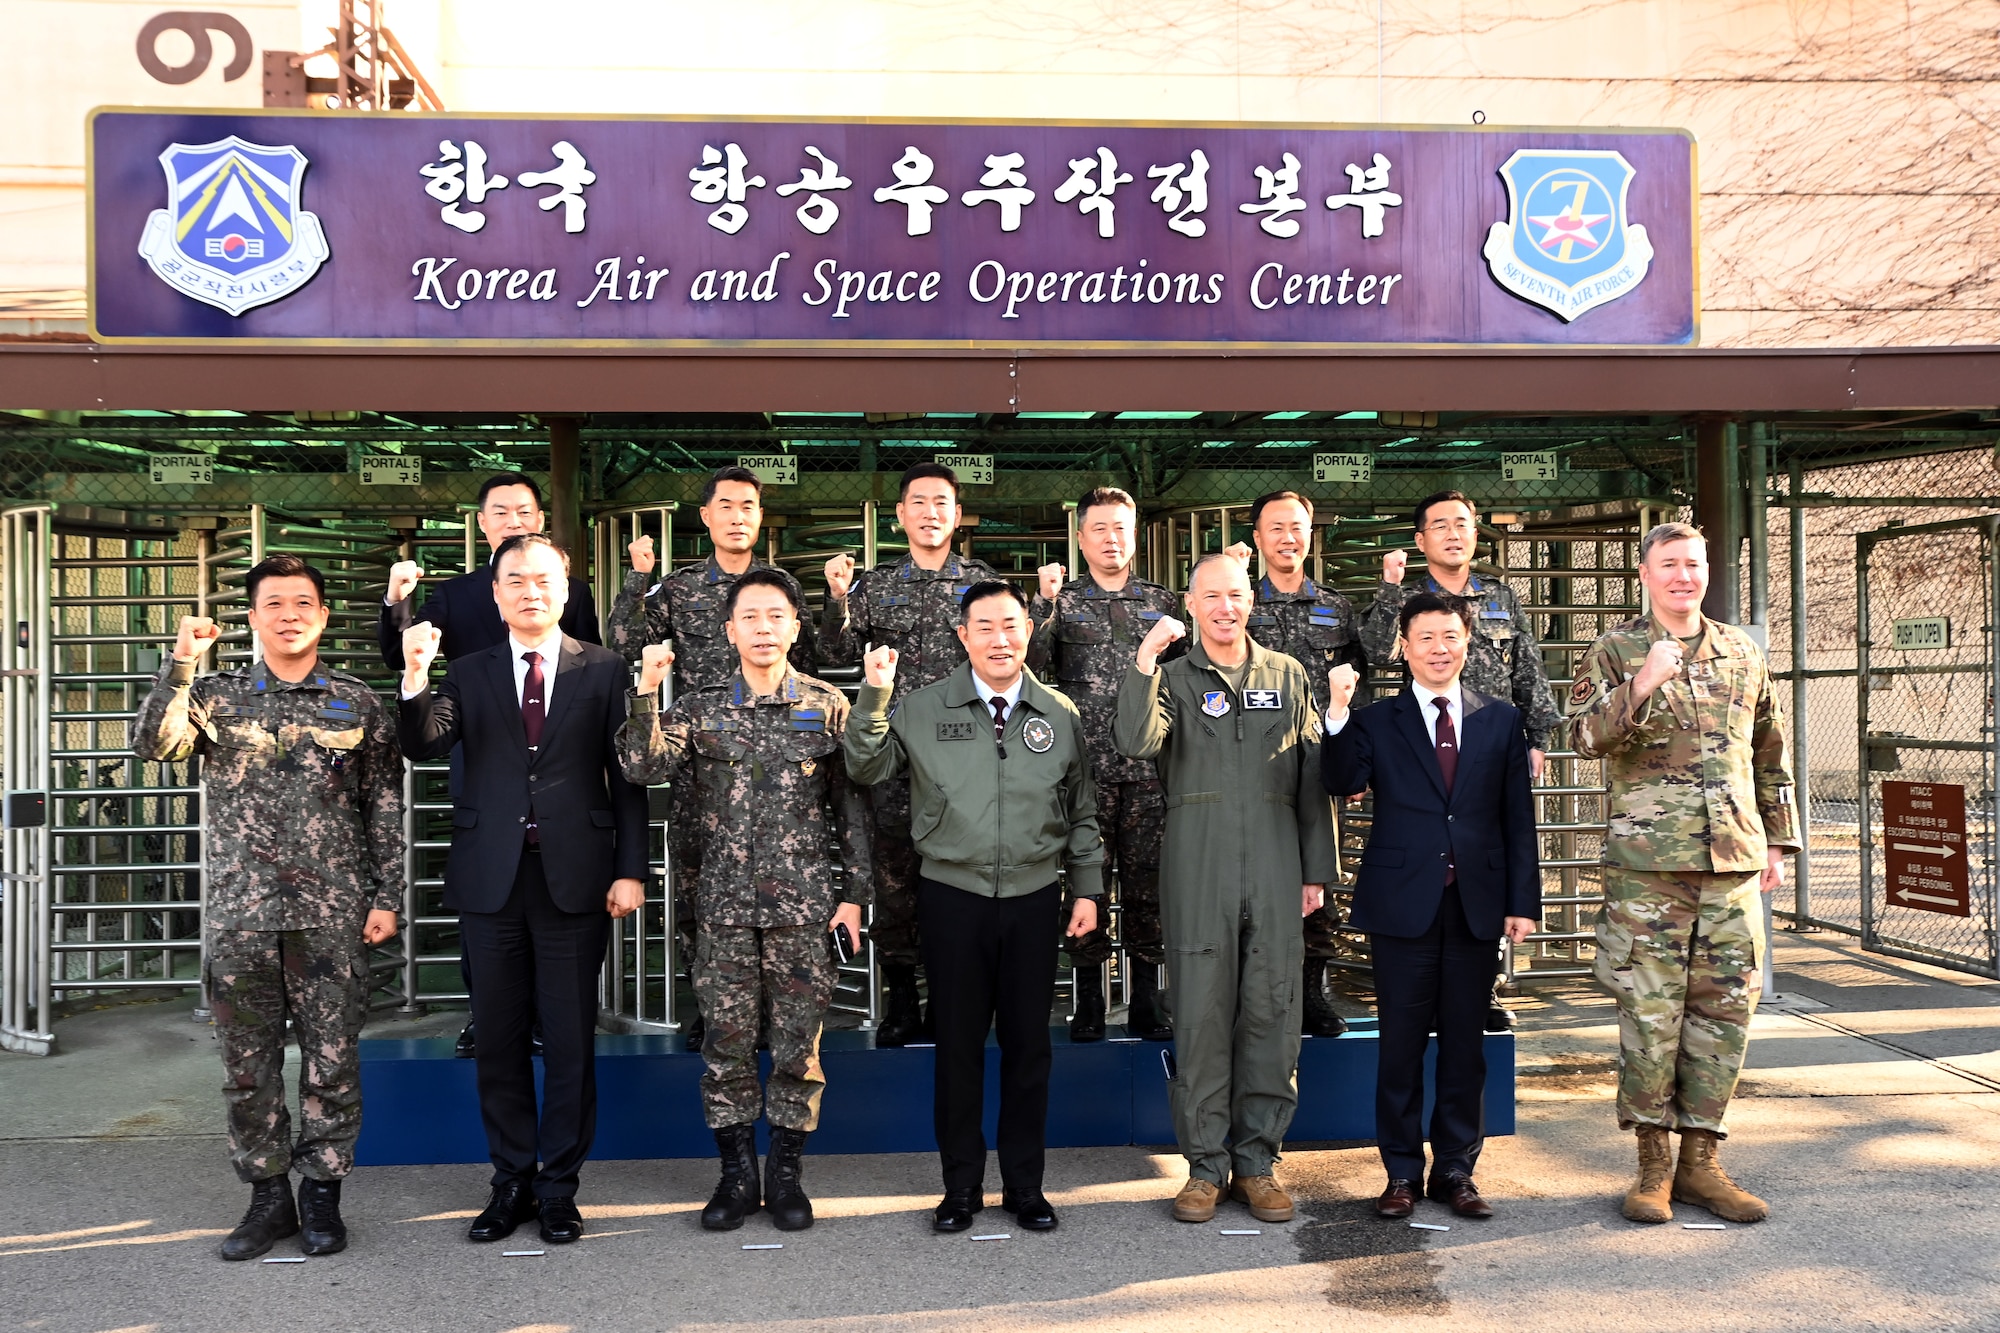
top-left (1361, 489), bottom-right (1561, 1031)
top-left (606, 465), bottom-right (817, 1046)
top-left (1028, 486), bottom-right (1183, 1042)
top-left (133, 554), bottom-right (405, 1262)
top-left (819, 461), bottom-right (1001, 1045)
top-left (1224, 490), bottom-right (1365, 1039)
top-left (618, 567), bottom-right (867, 1234)
top-left (1565, 521), bottom-right (1798, 1226)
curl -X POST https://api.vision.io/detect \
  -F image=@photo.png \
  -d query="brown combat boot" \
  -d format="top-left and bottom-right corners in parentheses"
top-left (1229, 1174), bottom-right (1296, 1222)
top-left (1621, 1125), bottom-right (1675, 1223)
top-left (1673, 1129), bottom-right (1769, 1222)
top-left (1172, 1177), bottom-right (1220, 1223)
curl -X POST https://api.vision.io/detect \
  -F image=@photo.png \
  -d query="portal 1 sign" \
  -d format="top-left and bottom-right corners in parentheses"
top-left (90, 109), bottom-right (1696, 347)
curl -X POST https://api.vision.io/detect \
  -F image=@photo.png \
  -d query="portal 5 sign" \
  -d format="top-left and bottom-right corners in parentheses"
top-left (91, 110), bottom-right (1696, 346)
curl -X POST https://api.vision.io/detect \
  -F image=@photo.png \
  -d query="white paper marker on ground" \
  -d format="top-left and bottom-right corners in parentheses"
top-left (502, 1250), bottom-right (545, 1257)
top-left (261, 1256), bottom-right (307, 1263)
top-left (970, 1234), bottom-right (1011, 1241)
top-left (1219, 1229), bottom-right (1262, 1235)
top-left (1409, 1222), bottom-right (1451, 1232)
top-left (1683, 1223), bottom-right (1727, 1230)
top-left (742, 1243), bottom-right (784, 1250)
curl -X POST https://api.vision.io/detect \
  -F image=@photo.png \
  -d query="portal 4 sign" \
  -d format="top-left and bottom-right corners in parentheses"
top-left (90, 110), bottom-right (1696, 346)
top-left (134, 136), bottom-right (329, 316)
top-left (1483, 150), bottom-right (1652, 323)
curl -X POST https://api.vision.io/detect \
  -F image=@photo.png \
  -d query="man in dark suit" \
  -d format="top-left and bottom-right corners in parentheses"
top-left (378, 472), bottom-right (601, 668)
top-left (1320, 591), bottom-right (1539, 1221)
top-left (398, 533), bottom-right (647, 1246)
top-left (379, 472), bottom-right (601, 1058)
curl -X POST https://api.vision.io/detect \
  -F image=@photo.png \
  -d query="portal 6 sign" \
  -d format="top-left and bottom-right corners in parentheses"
top-left (89, 110), bottom-right (1696, 346)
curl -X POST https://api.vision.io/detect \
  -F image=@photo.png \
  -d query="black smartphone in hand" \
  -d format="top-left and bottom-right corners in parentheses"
top-left (830, 923), bottom-right (857, 964)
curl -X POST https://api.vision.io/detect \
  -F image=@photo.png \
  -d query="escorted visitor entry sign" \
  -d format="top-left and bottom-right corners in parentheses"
top-left (89, 109), bottom-right (1696, 347)
top-left (1880, 780), bottom-right (1970, 918)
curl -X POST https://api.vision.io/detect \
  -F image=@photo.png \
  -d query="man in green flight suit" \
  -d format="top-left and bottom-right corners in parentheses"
top-left (1565, 522), bottom-right (1799, 1226)
top-left (1115, 554), bottom-right (1337, 1227)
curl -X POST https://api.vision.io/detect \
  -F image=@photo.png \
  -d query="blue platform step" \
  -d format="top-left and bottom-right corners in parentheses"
top-left (355, 1018), bottom-right (1515, 1165)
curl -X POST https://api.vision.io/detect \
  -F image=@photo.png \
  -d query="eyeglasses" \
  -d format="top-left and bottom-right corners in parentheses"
top-left (1423, 519), bottom-right (1476, 536)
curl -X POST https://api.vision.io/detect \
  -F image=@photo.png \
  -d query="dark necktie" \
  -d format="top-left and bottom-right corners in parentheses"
top-left (991, 695), bottom-right (1008, 745)
top-left (522, 651), bottom-right (545, 844)
top-left (1433, 695), bottom-right (1457, 884)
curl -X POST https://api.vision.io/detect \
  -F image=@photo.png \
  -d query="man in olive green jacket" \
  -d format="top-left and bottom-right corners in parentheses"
top-left (844, 579), bottom-right (1102, 1235)
top-left (1115, 554), bottom-right (1338, 1227)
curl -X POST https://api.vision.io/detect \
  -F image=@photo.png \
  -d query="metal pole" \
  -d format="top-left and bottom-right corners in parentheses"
top-left (1857, 534), bottom-right (1875, 948)
top-left (1065, 502), bottom-right (1078, 580)
top-left (1747, 423), bottom-right (1769, 637)
top-left (1788, 459), bottom-right (1813, 926)
top-left (860, 500), bottom-right (877, 571)
top-left (1988, 518), bottom-right (2000, 976)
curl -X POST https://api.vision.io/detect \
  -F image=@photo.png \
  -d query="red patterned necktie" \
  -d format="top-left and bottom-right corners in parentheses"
top-left (1433, 695), bottom-right (1456, 883)
top-left (991, 695), bottom-right (1008, 744)
top-left (522, 651), bottom-right (545, 844)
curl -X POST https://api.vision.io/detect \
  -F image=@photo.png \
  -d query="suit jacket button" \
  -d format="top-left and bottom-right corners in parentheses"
top-left (518, 816), bottom-right (527, 823)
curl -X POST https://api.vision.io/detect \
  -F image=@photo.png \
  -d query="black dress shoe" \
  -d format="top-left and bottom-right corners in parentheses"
top-left (1068, 968), bottom-right (1106, 1043)
top-left (932, 1188), bottom-right (984, 1233)
top-left (1003, 1192), bottom-right (1058, 1231)
top-left (539, 1196), bottom-right (584, 1244)
top-left (1375, 1179), bottom-right (1419, 1218)
top-left (467, 1180), bottom-right (538, 1243)
top-left (1426, 1171), bottom-right (1494, 1219)
top-left (454, 1021), bottom-right (477, 1059)
top-left (1486, 1003), bottom-right (1516, 1032)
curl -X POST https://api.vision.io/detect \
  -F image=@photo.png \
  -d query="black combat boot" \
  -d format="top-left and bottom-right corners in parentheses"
top-left (876, 963), bottom-right (925, 1047)
top-left (1302, 957), bottom-right (1349, 1038)
top-left (219, 1175), bottom-right (299, 1261)
top-left (296, 1176), bottom-right (348, 1256)
top-left (764, 1127), bottom-right (815, 1231)
top-left (1068, 966), bottom-right (1106, 1042)
top-left (1126, 963), bottom-right (1173, 1041)
top-left (700, 1124), bottom-right (761, 1231)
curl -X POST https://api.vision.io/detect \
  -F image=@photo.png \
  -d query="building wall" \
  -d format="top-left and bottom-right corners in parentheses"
top-left (9, 0), bottom-right (1997, 346)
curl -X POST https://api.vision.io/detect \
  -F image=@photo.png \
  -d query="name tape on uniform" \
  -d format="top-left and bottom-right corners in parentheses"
top-left (937, 719), bottom-right (978, 741)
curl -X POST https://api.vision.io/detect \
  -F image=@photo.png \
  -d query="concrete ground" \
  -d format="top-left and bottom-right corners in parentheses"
top-left (3, 930), bottom-right (1998, 1333)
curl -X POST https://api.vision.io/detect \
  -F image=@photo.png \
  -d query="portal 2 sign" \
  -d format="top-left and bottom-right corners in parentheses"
top-left (1482, 150), bottom-right (1653, 324)
top-left (136, 136), bottom-right (329, 316)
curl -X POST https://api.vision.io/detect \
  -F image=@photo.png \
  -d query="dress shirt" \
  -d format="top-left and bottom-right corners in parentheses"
top-left (970, 669), bottom-right (1025, 724)
top-left (508, 625), bottom-right (566, 713)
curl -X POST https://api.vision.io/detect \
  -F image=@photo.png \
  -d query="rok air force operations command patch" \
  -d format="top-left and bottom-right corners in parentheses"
top-left (1022, 716), bottom-right (1055, 753)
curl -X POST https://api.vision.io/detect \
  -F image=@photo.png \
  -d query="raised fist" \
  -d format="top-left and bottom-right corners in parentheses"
top-left (825, 553), bottom-right (856, 600)
top-left (863, 645), bottom-right (898, 690)
top-left (173, 615), bottom-right (220, 662)
top-left (1633, 637), bottom-right (1686, 699)
top-left (629, 534), bottom-right (656, 576)
top-left (1326, 663), bottom-right (1360, 716)
top-left (1382, 549), bottom-right (1407, 585)
top-left (1135, 614), bottom-right (1187, 674)
top-left (1038, 562), bottom-right (1066, 602)
top-left (638, 642), bottom-right (676, 694)
top-left (401, 621), bottom-right (443, 692)
top-left (386, 560), bottom-right (423, 605)
top-left (1221, 542), bottom-right (1254, 566)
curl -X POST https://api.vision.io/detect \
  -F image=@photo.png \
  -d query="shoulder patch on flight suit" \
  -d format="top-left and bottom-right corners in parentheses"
top-left (937, 719), bottom-right (977, 741)
top-left (1244, 689), bottom-right (1282, 709)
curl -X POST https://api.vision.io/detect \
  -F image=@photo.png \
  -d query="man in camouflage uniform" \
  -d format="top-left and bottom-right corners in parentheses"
top-left (133, 554), bottom-right (405, 1262)
top-left (819, 461), bottom-right (1001, 1045)
top-left (1360, 489), bottom-right (1561, 1030)
top-left (617, 568), bottom-right (867, 1233)
top-left (1565, 522), bottom-right (1798, 1226)
top-left (606, 465), bottom-right (817, 1045)
top-left (1028, 486), bottom-right (1183, 1042)
top-left (1224, 491), bottom-right (1365, 1038)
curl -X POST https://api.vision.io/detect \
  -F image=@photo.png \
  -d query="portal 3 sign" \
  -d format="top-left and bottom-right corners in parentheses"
top-left (90, 110), bottom-right (1696, 346)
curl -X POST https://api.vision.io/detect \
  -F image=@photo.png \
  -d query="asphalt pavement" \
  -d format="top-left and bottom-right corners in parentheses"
top-left (3, 930), bottom-right (1997, 1333)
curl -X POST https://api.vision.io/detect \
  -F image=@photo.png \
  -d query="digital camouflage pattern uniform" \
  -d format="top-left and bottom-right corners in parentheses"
top-left (1244, 573), bottom-right (1367, 958)
top-left (616, 669), bottom-right (869, 1131)
top-left (1360, 571), bottom-right (1561, 752)
top-left (132, 658), bottom-right (405, 1182)
top-left (1566, 614), bottom-right (1799, 1136)
top-left (1028, 573), bottom-right (1184, 967)
top-left (606, 555), bottom-right (820, 978)
top-left (818, 551), bottom-right (1000, 966)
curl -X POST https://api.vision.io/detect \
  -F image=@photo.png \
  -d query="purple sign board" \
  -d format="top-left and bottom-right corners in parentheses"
top-left (89, 109), bottom-right (1697, 347)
